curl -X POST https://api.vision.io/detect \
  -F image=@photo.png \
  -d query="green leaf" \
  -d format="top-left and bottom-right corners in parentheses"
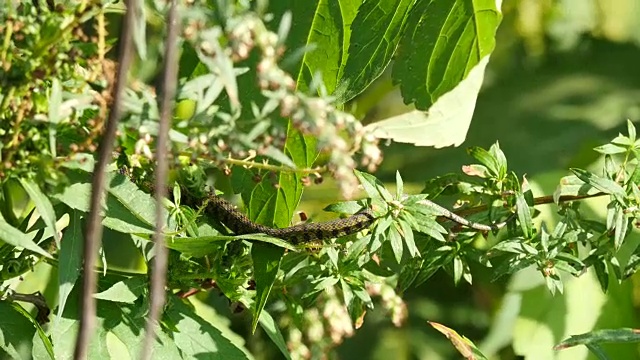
top-left (259, 311), bottom-right (291, 360)
top-left (34, 285), bottom-right (182, 359)
top-left (406, 210), bottom-right (447, 241)
top-left (613, 207), bottom-right (629, 250)
top-left (0, 301), bottom-right (54, 360)
top-left (553, 175), bottom-right (601, 203)
top-left (389, 222), bottom-right (404, 263)
top-left (354, 170), bottom-right (393, 201)
top-left (324, 200), bottom-right (366, 215)
top-left (468, 146), bottom-right (501, 178)
top-left (611, 134), bottom-right (633, 147)
top-left (593, 259), bottom-right (610, 292)
top-left (395, 170), bottom-right (404, 200)
top-left (585, 344), bottom-right (612, 360)
top-left (489, 239), bottom-right (538, 256)
top-left (627, 119), bottom-right (637, 143)
top-left (54, 173), bottom-right (158, 234)
top-left (93, 277), bottom-right (147, 304)
top-left (250, 244), bottom-right (284, 333)
top-left (131, 0), bottom-right (147, 60)
top-left (452, 255), bottom-right (464, 285)
top-left (555, 328), bottom-right (640, 350)
top-left (308, 276), bottom-right (340, 296)
top-left (107, 173), bottom-right (158, 227)
top-left (168, 234), bottom-right (297, 258)
top-left (369, 56), bottom-right (491, 148)
top-left (55, 210), bottom-right (83, 332)
top-left (570, 168), bottom-right (626, 203)
top-left (165, 296), bottom-right (253, 360)
top-left (515, 191), bottom-right (533, 238)
top-left (48, 78), bottom-right (62, 157)
top-left (287, 0), bottom-right (353, 94)
top-left (60, 153), bottom-right (95, 172)
top-left (334, 0), bottom-right (414, 102)
top-left (392, 0), bottom-right (501, 110)
top-left (492, 255), bottom-right (537, 280)
top-left (593, 143), bottom-right (627, 155)
top-left (399, 218), bottom-right (418, 257)
top-left (19, 178), bottom-right (60, 245)
top-left (54, 182), bottom-right (92, 212)
top-left (489, 141), bottom-right (507, 178)
top-left (0, 211), bottom-right (51, 258)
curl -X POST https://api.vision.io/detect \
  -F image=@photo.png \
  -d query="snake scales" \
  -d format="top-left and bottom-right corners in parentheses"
top-left (181, 191), bottom-right (377, 244)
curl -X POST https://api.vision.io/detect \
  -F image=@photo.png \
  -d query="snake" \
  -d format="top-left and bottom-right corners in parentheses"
top-left (120, 167), bottom-right (501, 244)
top-left (181, 191), bottom-right (377, 244)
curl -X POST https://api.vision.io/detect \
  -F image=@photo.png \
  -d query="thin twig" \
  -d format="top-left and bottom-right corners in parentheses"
top-left (5, 291), bottom-right (50, 324)
top-left (73, 0), bottom-right (135, 358)
top-left (141, 0), bottom-right (179, 358)
top-left (433, 192), bottom-right (608, 230)
top-left (217, 157), bottom-right (326, 175)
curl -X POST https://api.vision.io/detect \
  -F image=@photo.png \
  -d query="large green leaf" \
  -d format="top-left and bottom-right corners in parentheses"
top-left (54, 210), bottom-right (83, 334)
top-left (367, 56), bottom-right (490, 147)
top-left (93, 277), bottom-right (147, 304)
top-left (335, 0), bottom-right (413, 102)
top-left (270, 0), bottom-right (360, 95)
top-left (168, 234), bottom-right (297, 257)
top-left (250, 243), bottom-right (284, 334)
top-left (33, 284), bottom-right (182, 360)
top-left (258, 310), bottom-right (291, 360)
top-left (165, 296), bottom-right (253, 360)
top-left (0, 301), bottom-right (53, 360)
top-left (54, 172), bottom-right (157, 234)
top-left (392, 0), bottom-right (501, 110)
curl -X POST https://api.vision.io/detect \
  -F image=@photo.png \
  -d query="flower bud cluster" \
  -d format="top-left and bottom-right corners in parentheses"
top-left (226, 14), bottom-right (383, 197)
top-left (367, 282), bottom-right (408, 327)
top-left (282, 287), bottom-right (356, 359)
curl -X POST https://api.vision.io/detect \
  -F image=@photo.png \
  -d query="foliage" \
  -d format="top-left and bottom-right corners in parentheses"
top-left (1, 1), bottom-right (640, 360)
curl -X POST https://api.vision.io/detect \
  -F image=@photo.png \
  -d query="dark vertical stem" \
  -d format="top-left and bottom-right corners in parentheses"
top-left (73, 0), bottom-right (135, 358)
top-left (140, 0), bottom-right (179, 358)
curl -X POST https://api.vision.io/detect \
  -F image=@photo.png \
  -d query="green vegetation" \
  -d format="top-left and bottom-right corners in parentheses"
top-left (1, 1), bottom-right (640, 359)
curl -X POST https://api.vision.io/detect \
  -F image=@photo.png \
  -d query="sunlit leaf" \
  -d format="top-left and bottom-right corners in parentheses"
top-left (393, 0), bottom-right (501, 110)
top-left (55, 210), bottom-right (83, 332)
top-left (571, 168), bottom-right (626, 203)
top-left (251, 244), bottom-right (284, 333)
top-left (0, 301), bottom-right (54, 360)
top-left (368, 55), bottom-right (491, 148)
top-left (259, 311), bottom-right (291, 360)
top-left (93, 277), bottom-right (147, 304)
top-left (19, 179), bottom-right (60, 245)
top-left (555, 328), bottom-right (640, 350)
top-left (0, 212), bottom-right (51, 258)
top-left (334, 0), bottom-right (414, 102)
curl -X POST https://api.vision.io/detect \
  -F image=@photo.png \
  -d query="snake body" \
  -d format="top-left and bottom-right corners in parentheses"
top-left (185, 192), bottom-right (376, 244)
top-left (121, 168), bottom-right (498, 244)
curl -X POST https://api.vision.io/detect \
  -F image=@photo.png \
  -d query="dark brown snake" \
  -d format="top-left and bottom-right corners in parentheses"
top-left (121, 168), bottom-right (501, 244)
top-left (182, 191), bottom-right (377, 244)
top-left (182, 192), bottom-right (504, 245)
